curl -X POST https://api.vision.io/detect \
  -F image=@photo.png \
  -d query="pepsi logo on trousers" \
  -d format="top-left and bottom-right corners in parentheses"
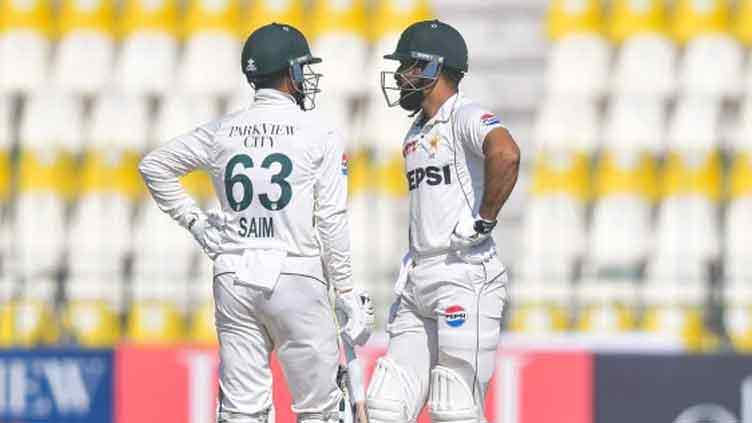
top-left (445, 305), bottom-right (467, 327)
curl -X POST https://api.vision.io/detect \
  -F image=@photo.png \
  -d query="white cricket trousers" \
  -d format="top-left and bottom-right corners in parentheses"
top-left (212, 254), bottom-right (342, 422)
top-left (383, 250), bottom-right (507, 421)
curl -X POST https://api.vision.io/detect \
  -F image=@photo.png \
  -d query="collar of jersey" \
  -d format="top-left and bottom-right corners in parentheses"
top-left (418, 92), bottom-right (460, 130)
top-left (254, 88), bottom-right (297, 106)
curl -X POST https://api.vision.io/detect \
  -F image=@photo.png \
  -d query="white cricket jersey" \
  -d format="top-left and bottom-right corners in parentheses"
top-left (139, 89), bottom-right (352, 288)
top-left (402, 92), bottom-right (505, 256)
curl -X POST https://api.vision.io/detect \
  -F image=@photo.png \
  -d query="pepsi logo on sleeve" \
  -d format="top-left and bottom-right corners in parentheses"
top-left (445, 305), bottom-right (467, 328)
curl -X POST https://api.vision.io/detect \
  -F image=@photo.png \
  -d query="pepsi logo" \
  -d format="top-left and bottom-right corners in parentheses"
top-left (445, 305), bottom-right (467, 328)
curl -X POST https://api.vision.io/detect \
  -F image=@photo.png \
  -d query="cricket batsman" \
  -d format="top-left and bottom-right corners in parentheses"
top-left (139, 23), bottom-right (375, 423)
top-left (366, 20), bottom-right (521, 423)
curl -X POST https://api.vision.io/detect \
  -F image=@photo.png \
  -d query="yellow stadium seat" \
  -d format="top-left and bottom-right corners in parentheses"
top-left (127, 300), bottom-right (185, 344)
top-left (0, 146), bottom-right (9, 202)
top-left (369, 0), bottom-right (433, 42)
top-left (725, 284), bottom-right (752, 352)
top-left (79, 149), bottom-right (142, 200)
top-left (734, 0), bottom-right (752, 45)
top-left (9, 280), bottom-right (60, 346)
top-left (18, 149), bottom-right (77, 199)
top-left (546, 0), bottom-right (603, 40)
top-left (309, 0), bottom-right (366, 40)
top-left (661, 150), bottom-right (722, 201)
top-left (64, 299), bottom-right (121, 346)
top-left (729, 152), bottom-right (752, 200)
top-left (642, 282), bottom-right (706, 351)
top-left (373, 151), bottom-right (407, 198)
top-left (608, 0), bottom-right (668, 42)
top-left (189, 300), bottom-right (217, 344)
top-left (183, 0), bottom-right (240, 37)
top-left (58, 0), bottom-right (115, 36)
top-left (0, 0), bottom-right (52, 93)
top-left (576, 280), bottom-right (638, 333)
top-left (181, 170), bottom-right (214, 201)
top-left (0, 279), bottom-right (14, 347)
top-left (529, 150), bottom-right (590, 201)
top-left (671, 0), bottom-right (730, 44)
top-left (240, 0), bottom-right (305, 38)
top-left (347, 149), bottom-right (371, 196)
top-left (508, 282), bottom-right (570, 334)
top-left (120, 0), bottom-right (178, 37)
top-left (593, 151), bottom-right (659, 201)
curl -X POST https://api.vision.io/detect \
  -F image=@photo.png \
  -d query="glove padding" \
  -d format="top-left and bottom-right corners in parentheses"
top-left (187, 209), bottom-right (226, 259)
top-left (335, 288), bottom-right (375, 346)
top-left (449, 214), bottom-right (493, 251)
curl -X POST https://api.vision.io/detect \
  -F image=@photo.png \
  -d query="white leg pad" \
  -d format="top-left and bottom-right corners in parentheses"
top-left (429, 366), bottom-right (479, 423)
top-left (366, 358), bottom-right (418, 423)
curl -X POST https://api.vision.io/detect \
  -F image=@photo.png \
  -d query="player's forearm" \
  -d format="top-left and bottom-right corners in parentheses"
top-left (479, 143), bottom-right (520, 221)
top-left (139, 154), bottom-right (201, 228)
top-left (317, 208), bottom-right (354, 292)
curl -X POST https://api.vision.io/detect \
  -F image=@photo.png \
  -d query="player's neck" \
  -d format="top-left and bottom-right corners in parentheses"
top-left (421, 87), bottom-right (457, 121)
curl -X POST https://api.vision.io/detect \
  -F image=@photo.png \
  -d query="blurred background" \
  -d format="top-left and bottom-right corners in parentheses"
top-left (0, 0), bottom-right (751, 357)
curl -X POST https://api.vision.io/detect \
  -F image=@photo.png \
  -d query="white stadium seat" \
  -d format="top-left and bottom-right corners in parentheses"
top-left (611, 34), bottom-right (677, 100)
top-left (677, 34), bottom-right (744, 99)
top-left (544, 34), bottom-right (612, 100)
top-left (588, 195), bottom-right (653, 270)
top-left (0, 0), bottom-right (52, 95)
top-left (603, 96), bottom-right (665, 153)
top-left (533, 97), bottom-right (599, 153)
top-left (725, 198), bottom-right (752, 282)
top-left (667, 96), bottom-right (721, 151)
top-left (654, 196), bottom-right (720, 266)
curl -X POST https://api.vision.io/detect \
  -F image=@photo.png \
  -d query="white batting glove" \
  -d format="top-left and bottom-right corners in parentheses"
top-left (187, 210), bottom-right (224, 259)
top-left (335, 288), bottom-right (375, 346)
top-left (449, 214), bottom-right (497, 251)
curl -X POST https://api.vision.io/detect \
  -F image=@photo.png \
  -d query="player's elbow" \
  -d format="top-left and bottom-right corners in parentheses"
top-left (502, 141), bottom-right (521, 168)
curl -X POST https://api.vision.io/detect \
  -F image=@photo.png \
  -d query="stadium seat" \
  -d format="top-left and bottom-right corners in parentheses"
top-left (129, 203), bottom-right (193, 344)
top-left (667, 96), bottom-right (721, 151)
top-left (508, 281), bottom-right (570, 334)
top-left (64, 277), bottom-right (121, 346)
top-left (610, 35), bottom-right (677, 100)
top-left (725, 197), bottom-right (752, 282)
top-left (52, 0), bottom-right (116, 95)
top-left (188, 255), bottom-right (215, 344)
top-left (178, 0), bottom-right (241, 97)
top-left (677, 35), bottom-right (743, 98)
top-left (520, 195), bottom-right (586, 281)
top-left (0, 96), bottom-right (11, 203)
top-left (588, 195), bottom-right (653, 271)
top-left (533, 97), bottom-right (599, 153)
top-left (544, 34), bottom-right (612, 100)
top-left (0, 276), bottom-right (15, 346)
top-left (528, 149), bottom-right (590, 200)
top-left (10, 277), bottom-right (60, 346)
top-left (0, 0), bottom-right (52, 95)
top-left (240, 0), bottom-right (305, 39)
top-left (114, 0), bottom-right (179, 96)
top-left (732, 99), bottom-right (752, 151)
top-left (671, 0), bottom-right (731, 44)
top-left (14, 94), bottom-right (84, 277)
top-left (576, 278), bottom-right (638, 333)
top-left (607, 0), bottom-right (668, 43)
top-left (309, 0), bottom-right (368, 98)
top-left (545, 0), bottom-right (603, 40)
top-left (603, 97), bottom-right (666, 153)
top-left (661, 149), bottom-right (722, 202)
top-left (654, 196), bottom-right (720, 266)
top-left (724, 281), bottom-right (752, 352)
top-left (734, 0), bottom-right (752, 45)
top-left (642, 267), bottom-right (708, 351)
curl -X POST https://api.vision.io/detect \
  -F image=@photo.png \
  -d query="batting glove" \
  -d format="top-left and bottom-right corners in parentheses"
top-left (187, 210), bottom-right (225, 259)
top-left (449, 214), bottom-right (497, 251)
top-left (335, 288), bottom-right (375, 346)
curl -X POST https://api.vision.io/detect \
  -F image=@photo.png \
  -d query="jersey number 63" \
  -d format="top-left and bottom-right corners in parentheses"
top-left (224, 153), bottom-right (293, 212)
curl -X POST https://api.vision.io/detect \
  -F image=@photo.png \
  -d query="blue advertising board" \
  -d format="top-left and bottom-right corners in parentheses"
top-left (0, 348), bottom-right (113, 423)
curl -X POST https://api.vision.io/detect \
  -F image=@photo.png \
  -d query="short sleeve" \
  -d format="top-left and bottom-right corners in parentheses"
top-left (458, 105), bottom-right (505, 157)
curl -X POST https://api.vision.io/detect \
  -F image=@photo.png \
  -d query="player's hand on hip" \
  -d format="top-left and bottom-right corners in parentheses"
top-left (335, 288), bottom-right (375, 346)
top-left (187, 209), bottom-right (226, 260)
top-left (450, 214), bottom-right (497, 251)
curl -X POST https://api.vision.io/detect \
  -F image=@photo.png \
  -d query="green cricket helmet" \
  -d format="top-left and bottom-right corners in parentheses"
top-left (241, 23), bottom-right (322, 110)
top-left (381, 19), bottom-right (468, 111)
